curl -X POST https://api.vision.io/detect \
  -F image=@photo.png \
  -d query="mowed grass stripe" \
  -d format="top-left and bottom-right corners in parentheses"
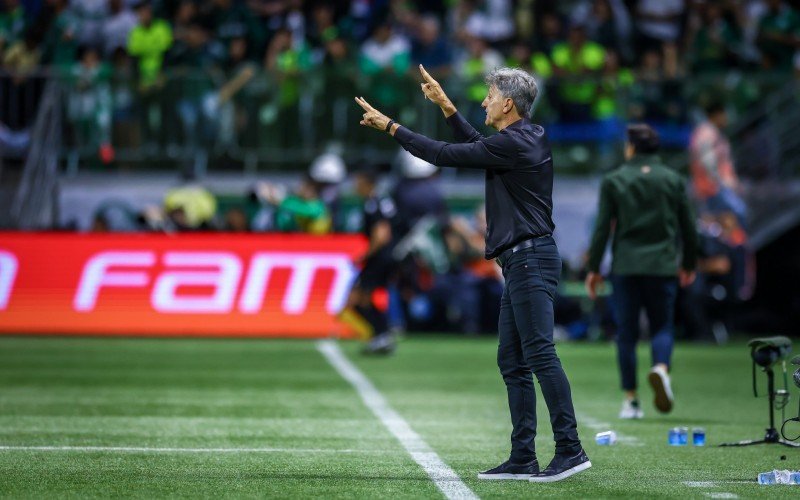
top-left (0, 445), bottom-right (390, 454)
top-left (318, 340), bottom-right (479, 500)
top-left (345, 338), bottom-right (781, 499)
top-left (0, 338), bottom-right (443, 498)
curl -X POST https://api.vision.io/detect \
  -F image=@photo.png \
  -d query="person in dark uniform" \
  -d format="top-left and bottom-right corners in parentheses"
top-left (339, 167), bottom-right (399, 355)
top-left (585, 124), bottom-right (697, 419)
top-left (355, 65), bottom-right (589, 483)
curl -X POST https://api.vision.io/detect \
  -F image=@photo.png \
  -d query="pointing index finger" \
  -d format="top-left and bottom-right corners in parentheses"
top-left (419, 64), bottom-right (437, 84)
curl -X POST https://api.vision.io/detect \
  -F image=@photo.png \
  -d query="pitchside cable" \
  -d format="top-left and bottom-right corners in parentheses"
top-left (317, 340), bottom-right (479, 500)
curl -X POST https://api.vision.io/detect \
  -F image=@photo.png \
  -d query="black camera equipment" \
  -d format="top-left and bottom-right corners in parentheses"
top-left (720, 336), bottom-right (800, 448)
top-left (780, 355), bottom-right (800, 442)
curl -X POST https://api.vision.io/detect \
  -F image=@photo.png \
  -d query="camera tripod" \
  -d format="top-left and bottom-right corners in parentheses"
top-left (720, 366), bottom-right (800, 448)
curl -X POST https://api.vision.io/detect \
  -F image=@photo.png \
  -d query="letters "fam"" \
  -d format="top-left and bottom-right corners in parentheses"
top-left (72, 251), bottom-right (355, 315)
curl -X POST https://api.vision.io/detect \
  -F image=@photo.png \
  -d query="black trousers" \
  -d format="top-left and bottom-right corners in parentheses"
top-left (612, 275), bottom-right (677, 391)
top-left (497, 237), bottom-right (581, 461)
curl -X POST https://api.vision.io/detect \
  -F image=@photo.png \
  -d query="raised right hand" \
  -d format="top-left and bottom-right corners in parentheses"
top-left (419, 64), bottom-right (454, 113)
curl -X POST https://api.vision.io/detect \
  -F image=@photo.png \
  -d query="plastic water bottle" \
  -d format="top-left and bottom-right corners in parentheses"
top-left (758, 472), bottom-right (777, 485)
top-left (595, 431), bottom-right (617, 445)
top-left (678, 427), bottom-right (689, 445)
top-left (668, 427), bottom-right (682, 446)
top-left (692, 427), bottom-right (706, 446)
top-left (758, 470), bottom-right (800, 485)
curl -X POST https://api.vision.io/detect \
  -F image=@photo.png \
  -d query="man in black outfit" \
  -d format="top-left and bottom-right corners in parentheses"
top-left (339, 167), bottom-right (399, 355)
top-left (355, 65), bottom-right (590, 483)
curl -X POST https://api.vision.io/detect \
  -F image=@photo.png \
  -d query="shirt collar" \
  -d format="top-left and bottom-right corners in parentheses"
top-left (626, 154), bottom-right (661, 167)
top-left (504, 117), bottom-right (528, 130)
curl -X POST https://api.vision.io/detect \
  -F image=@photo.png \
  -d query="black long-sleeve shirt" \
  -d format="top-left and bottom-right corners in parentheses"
top-left (393, 112), bottom-right (555, 259)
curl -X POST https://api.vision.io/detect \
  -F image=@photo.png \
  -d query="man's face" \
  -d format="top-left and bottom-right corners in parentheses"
top-left (481, 85), bottom-right (508, 129)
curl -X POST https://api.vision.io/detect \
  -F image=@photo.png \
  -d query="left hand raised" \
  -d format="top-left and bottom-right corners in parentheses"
top-left (355, 96), bottom-right (391, 131)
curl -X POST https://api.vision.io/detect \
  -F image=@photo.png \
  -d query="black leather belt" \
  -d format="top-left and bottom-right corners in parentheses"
top-left (496, 235), bottom-right (551, 268)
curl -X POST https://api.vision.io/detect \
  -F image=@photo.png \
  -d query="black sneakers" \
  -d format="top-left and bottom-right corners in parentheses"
top-left (528, 449), bottom-right (591, 483)
top-left (477, 459), bottom-right (539, 480)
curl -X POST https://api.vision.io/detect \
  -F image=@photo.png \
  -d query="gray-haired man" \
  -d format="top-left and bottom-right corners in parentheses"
top-left (355, 66), bottom-right (590, 483)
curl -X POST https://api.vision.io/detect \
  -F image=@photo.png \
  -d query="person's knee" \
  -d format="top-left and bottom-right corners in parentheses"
top-left (497, 353), bottom-right (528, 379)
top-left (524, 343), bottom-right (560, 375)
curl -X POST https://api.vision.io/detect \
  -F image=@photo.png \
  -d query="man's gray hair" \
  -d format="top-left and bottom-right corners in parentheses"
top-left (485, 67), bottom-right (539, 119)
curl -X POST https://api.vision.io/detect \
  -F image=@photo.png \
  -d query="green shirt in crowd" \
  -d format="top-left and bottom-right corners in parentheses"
top-left (127, 19), bottom-right (173, 86)
top-left (274, 196), bottom-right (331, 235)
top-left (587, 155), bottom-right (697, 277)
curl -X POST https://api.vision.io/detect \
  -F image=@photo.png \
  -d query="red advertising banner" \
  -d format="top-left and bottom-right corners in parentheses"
top-left (0, 232), bottom-right (368, 337)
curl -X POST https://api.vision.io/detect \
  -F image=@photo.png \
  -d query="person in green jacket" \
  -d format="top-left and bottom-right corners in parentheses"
top-left (256, 176), bottom-right (332, 235)
top-left (585, 123), bottom-right (697, 420)
top-left (127, 2), bottom-right (172, 89)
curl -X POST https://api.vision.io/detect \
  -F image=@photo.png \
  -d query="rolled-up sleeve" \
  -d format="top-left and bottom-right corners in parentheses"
top-left (394, 126), bottom-right (516, 171)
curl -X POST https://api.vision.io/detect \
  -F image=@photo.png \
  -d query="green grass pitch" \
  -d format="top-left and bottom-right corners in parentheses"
top-left (0, 335), bottom-right (797, 498)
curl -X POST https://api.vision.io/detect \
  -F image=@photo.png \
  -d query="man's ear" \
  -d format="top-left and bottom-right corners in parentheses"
top-left (503, 98), bottom-right (514, 114)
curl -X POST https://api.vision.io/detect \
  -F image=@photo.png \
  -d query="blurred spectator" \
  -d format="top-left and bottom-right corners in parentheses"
top-left (455, 33), bottom-right (502, 127)
top-left (202, 0), bottom-right (265, 60)
top-left (633, 0), bottom-right (686, 58)
top-left (458, 0), bottom-right (514, 44)
top-left (306, 2), bottom-right (347, 58)
top-left (71, 0), bottom-right (109, 49)
top-left (308, 151), bottom-right (347, 230)
top-left (223, 206), bottom-right (250, 232)
top-left (317, 34), bottom-right (357, 143)
top-left (101, 0), bottom-right (137, 57)
top-left (167, 20), bottom-right (221, 168)
top-left (138, 183), bottom-right (217, 231)
top-left (3, 28), bottom-right (41, 81)
top-left (437, 205), bottom-right (503, 334)
top-left (689, 101), bottom-right (747, 224)
top-left (409, 14), bottom-right (452, 78)
top-left (262, 27), bottom-right (313, 148)
top-left (391, 149), bottom-right (446, 239)
top-left (571, 0), bottom-right (633, 63)
top-left (593, 50), bottom-right (634, 122)
top-left (358, 20), bottom-right (411, 112)
top-left (256, 175), bottom-right (332, 234)
top-left (127, 1), bottom-right (173, 89)
top-left (628, 48), bottom-right (684, 124)
top-left (680, 212), bottom-right (752, 342)
top-left (163, 184), bottom-right (218, 229)
top-left (550, 24), bottom-right (606, 122)
top-left (534, 11), bottom-right (565, 55)
top-left (506, 38), bottom-right (532, 72)
top-left (756, 0), bottom-right (800, 71)
top-left (38, 0), bottom-right (78, 66)
top-left (686, 3), bottom-right (742, 74)
top-left (0, 0), bottom-right (26, 56)
top-left (62, 45), bottom-right (112, 159)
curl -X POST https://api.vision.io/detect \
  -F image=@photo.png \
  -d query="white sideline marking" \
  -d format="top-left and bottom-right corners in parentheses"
top-left (703, 493), bottom-right (738, 499)
top-left (317, 340), bottom-right (478, 500)
top-left (0, 446), bottom-right (378, 454)
top-left (684, 481), bottom-right (718, 488)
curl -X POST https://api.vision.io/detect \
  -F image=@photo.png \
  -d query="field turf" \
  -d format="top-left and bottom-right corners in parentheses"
top-left (0, 335), bottom-right (797, 498)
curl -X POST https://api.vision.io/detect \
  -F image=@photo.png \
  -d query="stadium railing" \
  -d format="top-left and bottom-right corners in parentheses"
top-left (0, 68), bottom-right (796, 177)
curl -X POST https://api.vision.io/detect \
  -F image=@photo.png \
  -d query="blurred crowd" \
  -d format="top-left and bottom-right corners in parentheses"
top-left (3, 0), bottom-right (787, 338)
top-left (2, 0), bottom-right (799, 163)
top-left (84, 104), bottom-right (754, 342)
